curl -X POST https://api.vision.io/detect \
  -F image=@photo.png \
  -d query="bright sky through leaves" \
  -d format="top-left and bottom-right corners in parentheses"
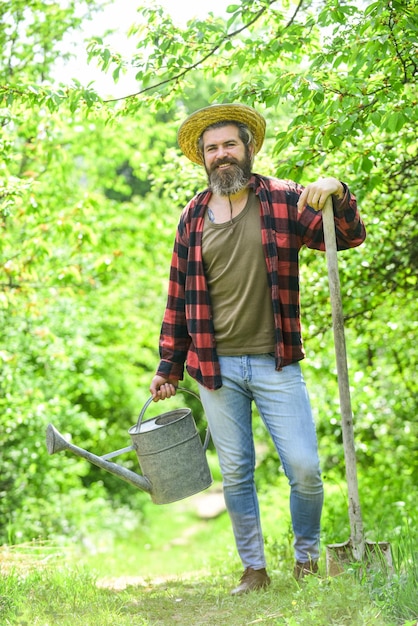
top-left (55, 0), bottom-right (228, 98)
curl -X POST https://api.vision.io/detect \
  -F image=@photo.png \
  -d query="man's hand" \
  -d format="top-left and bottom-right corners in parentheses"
top-left (297, 177), bottom-right (344, 213)
top-left (150, 375), bottom-right (178, 401)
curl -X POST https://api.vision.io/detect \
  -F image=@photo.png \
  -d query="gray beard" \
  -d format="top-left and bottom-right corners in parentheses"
top-left (208, 164), bottom-right (251, 196)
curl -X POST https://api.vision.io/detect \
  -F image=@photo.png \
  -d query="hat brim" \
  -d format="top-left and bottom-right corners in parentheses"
top-left (177, 103), bottom-right (266, 165)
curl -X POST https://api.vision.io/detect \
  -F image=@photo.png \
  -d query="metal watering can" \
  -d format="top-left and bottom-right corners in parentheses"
top-left (46, 388), bottom-right (212, 504)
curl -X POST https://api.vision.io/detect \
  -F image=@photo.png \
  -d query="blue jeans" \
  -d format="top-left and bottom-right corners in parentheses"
top-left (198, 355), bottom-right (323, 569)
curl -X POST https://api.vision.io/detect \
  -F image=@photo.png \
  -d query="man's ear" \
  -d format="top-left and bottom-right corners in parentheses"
top-left (249, 144), bottom-right (255, 164)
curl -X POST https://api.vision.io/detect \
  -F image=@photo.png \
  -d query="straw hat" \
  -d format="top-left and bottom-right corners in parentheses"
top-left (177, 103), bottom-right (266, 165)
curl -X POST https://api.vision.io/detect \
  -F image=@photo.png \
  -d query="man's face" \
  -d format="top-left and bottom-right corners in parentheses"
top-left (202, 124), bottom-right (253, 196)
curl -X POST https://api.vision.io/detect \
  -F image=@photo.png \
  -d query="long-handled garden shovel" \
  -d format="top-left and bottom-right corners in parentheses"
top-left (322, 196), bottom-right (392, 576)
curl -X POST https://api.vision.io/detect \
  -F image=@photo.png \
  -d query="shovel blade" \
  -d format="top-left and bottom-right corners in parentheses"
top-left (326, 539), bottom-right (393, 577)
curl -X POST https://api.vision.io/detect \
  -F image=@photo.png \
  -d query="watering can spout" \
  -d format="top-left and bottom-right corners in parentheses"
top-left (46, 423), bottom-right (152, 494)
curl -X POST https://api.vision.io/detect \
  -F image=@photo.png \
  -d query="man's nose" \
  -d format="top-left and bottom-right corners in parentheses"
top-left (215, 146), bottom-right (229, 160)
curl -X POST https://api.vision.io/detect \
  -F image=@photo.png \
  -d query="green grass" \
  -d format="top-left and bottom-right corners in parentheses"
top-left (1, 560), bottom-right (415, 626)
top-left (1, 488), bottom-right (417, 625)
top-left (0, 564), bottom-right (395, 626)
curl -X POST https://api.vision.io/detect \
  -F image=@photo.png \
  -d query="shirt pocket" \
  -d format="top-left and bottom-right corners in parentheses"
top-left (273, 230), bottom-right (293, 265)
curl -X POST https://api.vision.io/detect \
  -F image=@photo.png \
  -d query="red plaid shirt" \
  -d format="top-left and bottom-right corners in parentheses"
top-left (156, 174), bottom-right (366, 390)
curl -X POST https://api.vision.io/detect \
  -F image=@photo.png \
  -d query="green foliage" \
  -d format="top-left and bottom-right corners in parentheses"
top-left (0, 0), bottom-right (102, 111)
top-left (0, 107), bottom-right (182, 537)
top-left (0, 0), bottom-right (182, 540)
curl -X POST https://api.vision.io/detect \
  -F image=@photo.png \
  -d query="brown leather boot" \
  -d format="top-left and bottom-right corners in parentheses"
top-left (293, 560), bottom-right (319, 580)
top-left (231, 567), bottom-right (271, 595)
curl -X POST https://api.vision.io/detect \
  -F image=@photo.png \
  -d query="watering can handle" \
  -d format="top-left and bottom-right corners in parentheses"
top-left (136, 387), bottom-right (211, 451)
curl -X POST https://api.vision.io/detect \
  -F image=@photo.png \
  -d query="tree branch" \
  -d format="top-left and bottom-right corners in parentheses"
top-left (387, 2), bottom-right (417, 83)
top-left (103, 0), bottom-right (304, 104)
top-left (286, 0), bottom-right (304, 28)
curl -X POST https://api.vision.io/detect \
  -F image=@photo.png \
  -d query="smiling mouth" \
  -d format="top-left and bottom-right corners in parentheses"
top-left (215, 161), bottom-right (236, 170)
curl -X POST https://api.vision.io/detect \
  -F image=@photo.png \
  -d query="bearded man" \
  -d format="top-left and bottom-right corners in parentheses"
top-left (150, 103), bottom-right (366, 594)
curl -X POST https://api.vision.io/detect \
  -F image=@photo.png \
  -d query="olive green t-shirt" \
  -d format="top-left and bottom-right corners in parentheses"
top-left (202, 190), bottom-right (275, 355)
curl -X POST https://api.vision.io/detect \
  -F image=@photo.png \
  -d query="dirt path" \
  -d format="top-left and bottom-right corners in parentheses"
top-left (96, 486), bottom-right (226, 591)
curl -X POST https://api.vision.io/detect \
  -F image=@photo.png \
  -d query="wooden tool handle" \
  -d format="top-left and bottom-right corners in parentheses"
top-left (322, 197), bottom-right (365, 560)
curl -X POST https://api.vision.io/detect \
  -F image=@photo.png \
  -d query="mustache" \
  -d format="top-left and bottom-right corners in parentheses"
top-left (211, 158), bottom-right (239, 171)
